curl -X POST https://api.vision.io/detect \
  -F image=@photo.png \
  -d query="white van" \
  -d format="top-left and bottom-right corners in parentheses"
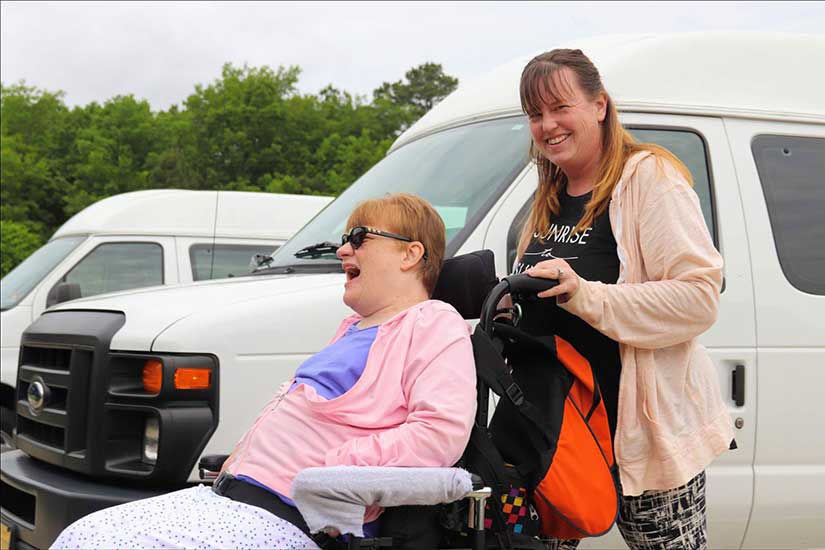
top-left (2, 33), bottom-right (823, 550)
top-left (0, 189), bottom-right (331, 446)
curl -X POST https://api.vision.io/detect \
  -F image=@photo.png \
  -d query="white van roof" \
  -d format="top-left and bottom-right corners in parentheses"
top-left (52, 190), bottom-right (332, 240)
top-left (393, 32), bottom-right (825, 151)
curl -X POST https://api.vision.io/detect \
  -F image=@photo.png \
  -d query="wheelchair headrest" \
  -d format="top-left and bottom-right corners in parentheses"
top-left (431, 250), bottom-right (498, 319)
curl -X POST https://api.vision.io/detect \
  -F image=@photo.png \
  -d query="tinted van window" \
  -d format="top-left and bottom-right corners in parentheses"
top-left (269, 117), bottom-right (531, 270)
top-left (1, 237), bottom-right (85, 310)
top-left (60, 242), bottom-right (164, 298)
top-left (190, 244), bottom-right (279, 280)
top-left (752, 135), bottom-right (825, 295)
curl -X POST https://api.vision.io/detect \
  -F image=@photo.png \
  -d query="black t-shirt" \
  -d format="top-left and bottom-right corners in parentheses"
top-left (512, 191), bottom-right (622, 439)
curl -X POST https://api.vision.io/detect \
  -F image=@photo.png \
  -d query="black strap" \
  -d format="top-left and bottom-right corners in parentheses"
top-left (497, 372), bottom-right (555, 453)
top-left (467, 426), bottom-right (510, 495)
top-left (585, 375), bottom-right (602, 423)
top-left (472, 327), bottom-right (553, 451)
top-left (213, 473), bottom-right (311, 536)
top-left (466, 426), bottom-right (515, 546)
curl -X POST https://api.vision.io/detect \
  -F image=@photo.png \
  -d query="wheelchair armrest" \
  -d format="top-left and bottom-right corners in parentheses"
top-left (293, 466), bottom-right (476, 537)
top-left (295, 466), bottom-right (493, 550)
top-left (198, 454), bottom-right (230, 480)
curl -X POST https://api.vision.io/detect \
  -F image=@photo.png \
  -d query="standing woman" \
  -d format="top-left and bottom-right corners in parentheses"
top-left (512, 49), bottom-right (733, 550)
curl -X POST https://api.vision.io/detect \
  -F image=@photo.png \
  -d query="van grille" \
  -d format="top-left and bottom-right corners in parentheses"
top-left (16, 416), bottom-right (65, 450)
top-left (0, 479), bottom-right (36, 527)
top-left (14, 310), bottom-right (125, 475)
top-left (20, 346), bottom-right (71, 372)
top-left (16, 346), bottom-right (93, 454)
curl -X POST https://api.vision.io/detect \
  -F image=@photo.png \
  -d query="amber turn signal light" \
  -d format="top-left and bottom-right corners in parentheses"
top-left (142, 359), bottom-right (163, 393)
top-left (174, 368), bottom-right (211, 390)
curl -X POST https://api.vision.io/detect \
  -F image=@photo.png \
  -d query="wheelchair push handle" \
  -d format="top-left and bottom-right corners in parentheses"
top-left (506, 273), bottom-right (560, 298)
top-left (479, 274), bottom-right (558, 331)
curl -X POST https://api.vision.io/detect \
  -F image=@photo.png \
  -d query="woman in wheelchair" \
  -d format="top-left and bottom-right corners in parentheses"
top-left (52, 193), bottom-right (477, 550)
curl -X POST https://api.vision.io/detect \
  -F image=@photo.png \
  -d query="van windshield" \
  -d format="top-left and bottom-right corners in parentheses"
top-left (265, 117), bottom-right (530, 272)
top-left (0, 236), bottom-right (86, 310)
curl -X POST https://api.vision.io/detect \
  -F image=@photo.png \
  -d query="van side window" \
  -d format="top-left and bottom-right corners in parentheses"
top-left (190, 244), bottom-right (280, 281)
top-left (506, 128), bottom-right (716, 269)
top-left (507, 195), bottom-right (534, 271)
top-left (59, 242), bottom-right (163, 298)
top-left (752, 135), bottom-right (825, 295)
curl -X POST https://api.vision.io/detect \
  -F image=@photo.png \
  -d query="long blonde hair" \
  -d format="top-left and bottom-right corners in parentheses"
top-left (517, 49), bottom-right (692, 258)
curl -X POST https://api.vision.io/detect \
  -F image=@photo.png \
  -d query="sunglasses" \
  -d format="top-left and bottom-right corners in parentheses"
top-left (341, 226), bottom-right (428, 260)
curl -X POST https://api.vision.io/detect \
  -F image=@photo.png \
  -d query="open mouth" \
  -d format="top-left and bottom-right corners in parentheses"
top-left (546, 134), bottom-right (570, 146)
top-left (344, 265), bottom-right (361, 281)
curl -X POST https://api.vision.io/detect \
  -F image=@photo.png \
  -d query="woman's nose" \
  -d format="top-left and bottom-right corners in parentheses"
top-left (336, 242), bottom-right (353, 259)
top-left (541, 112), bottom-right (558, 132)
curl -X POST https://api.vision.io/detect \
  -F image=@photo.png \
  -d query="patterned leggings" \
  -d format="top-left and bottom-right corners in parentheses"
top-left (51, 485), bottom-right (320, 550)
top-left (546, 472), bottom-right (707, 550)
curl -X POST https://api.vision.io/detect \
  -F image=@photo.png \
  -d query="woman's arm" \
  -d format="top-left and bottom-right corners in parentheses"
top-left (323, 310), bottom-right (476, 468)
top-left (559, 165), bottom-right (723, 349)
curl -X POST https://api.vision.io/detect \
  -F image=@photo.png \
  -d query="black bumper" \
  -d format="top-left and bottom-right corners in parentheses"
top-left (0, 451), bottom-right (171, 549)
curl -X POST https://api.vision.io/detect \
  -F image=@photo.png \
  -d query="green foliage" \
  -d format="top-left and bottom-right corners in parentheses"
top-left (0, 62), bottom-right (458, 275)
top-left (183, 64), bottom-right (301, 188)
top-left (372, 62), bottom-right (459, 130)
top-left (1, 83), bottom-right (71, 235)
top-left (0, 220), bottom-right (44, 277)
top-left (61, 95), bottom-right (160, 216)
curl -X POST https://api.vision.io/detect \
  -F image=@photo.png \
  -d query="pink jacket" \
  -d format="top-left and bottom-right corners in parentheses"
top-left (224, 300), bottom-right (477, 513)
top-left (560, 151), bottom-right (734, 496)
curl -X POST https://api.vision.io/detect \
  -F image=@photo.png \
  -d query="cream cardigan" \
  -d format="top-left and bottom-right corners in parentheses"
top-left (559, 151), bottom-right (734, 496)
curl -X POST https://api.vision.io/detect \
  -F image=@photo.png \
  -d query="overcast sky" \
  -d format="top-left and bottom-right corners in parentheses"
top-left (2, 1), bottom-right (823, 111)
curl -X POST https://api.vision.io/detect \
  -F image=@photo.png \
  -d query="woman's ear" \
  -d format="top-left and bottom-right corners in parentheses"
top-left (400, 242), bottom-right (426, 272)
top-left (595, 91), bottom-right (608, 122)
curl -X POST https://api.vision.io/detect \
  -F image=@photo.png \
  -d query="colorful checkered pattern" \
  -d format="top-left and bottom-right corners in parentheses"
top-left (484, 486), bottom-right (531, 534)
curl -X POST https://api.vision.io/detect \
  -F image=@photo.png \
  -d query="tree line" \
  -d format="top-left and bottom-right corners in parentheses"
top-left (0, 62), bottom-right (458, 277)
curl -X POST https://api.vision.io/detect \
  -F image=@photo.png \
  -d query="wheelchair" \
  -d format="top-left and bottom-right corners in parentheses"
top-left (199, 250), bottom-right (556, 550)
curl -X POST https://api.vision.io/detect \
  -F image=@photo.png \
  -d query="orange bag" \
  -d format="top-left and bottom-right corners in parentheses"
top-left (479, 324), bottom-right (619, 540)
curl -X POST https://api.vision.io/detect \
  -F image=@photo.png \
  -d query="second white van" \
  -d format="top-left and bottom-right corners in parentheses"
top-left (0, 189), bottom-right (331, 448)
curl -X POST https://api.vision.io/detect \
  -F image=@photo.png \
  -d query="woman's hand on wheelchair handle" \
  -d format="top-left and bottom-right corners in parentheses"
top-left (525, 259), bottom-right (580, 302)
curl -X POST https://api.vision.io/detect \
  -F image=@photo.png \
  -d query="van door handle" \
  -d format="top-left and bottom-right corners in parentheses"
top-left (731, 365), bottom-right (745, 406)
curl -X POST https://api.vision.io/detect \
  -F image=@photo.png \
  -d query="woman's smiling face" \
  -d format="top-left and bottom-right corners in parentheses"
top-left (336, 226), bottom-right (410, 317)
top-left (527, 67), bottom-right (607, 175)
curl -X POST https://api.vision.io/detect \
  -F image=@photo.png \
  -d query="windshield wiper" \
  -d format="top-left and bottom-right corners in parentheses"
top-left (253, 261), bottom-right (343, 276)
top-left (294, 241), bottom-right (340, 259)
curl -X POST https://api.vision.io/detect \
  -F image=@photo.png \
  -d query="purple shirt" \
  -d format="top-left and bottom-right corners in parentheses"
top-left (238, 322), bottom-right (379, 533)
top-left (289, 323), bottom-right (379, 399)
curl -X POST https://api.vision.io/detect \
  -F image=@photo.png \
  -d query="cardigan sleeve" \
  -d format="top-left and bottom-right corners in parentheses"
top-left (559, 158), bottom-right (723, 349)
top-left (323, 307), bottom-right (476, 468)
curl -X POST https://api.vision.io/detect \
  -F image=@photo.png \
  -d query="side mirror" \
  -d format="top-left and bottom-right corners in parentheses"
top-left (249, 248), bottom-right (279, 271)
top-left (249, 253), bottom-right (267, 270)
top-left (46, 282), bottom-right (82, 308)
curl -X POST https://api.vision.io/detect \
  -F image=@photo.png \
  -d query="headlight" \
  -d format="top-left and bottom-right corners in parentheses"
top-left (142, 416), bottom-right (160, 464)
